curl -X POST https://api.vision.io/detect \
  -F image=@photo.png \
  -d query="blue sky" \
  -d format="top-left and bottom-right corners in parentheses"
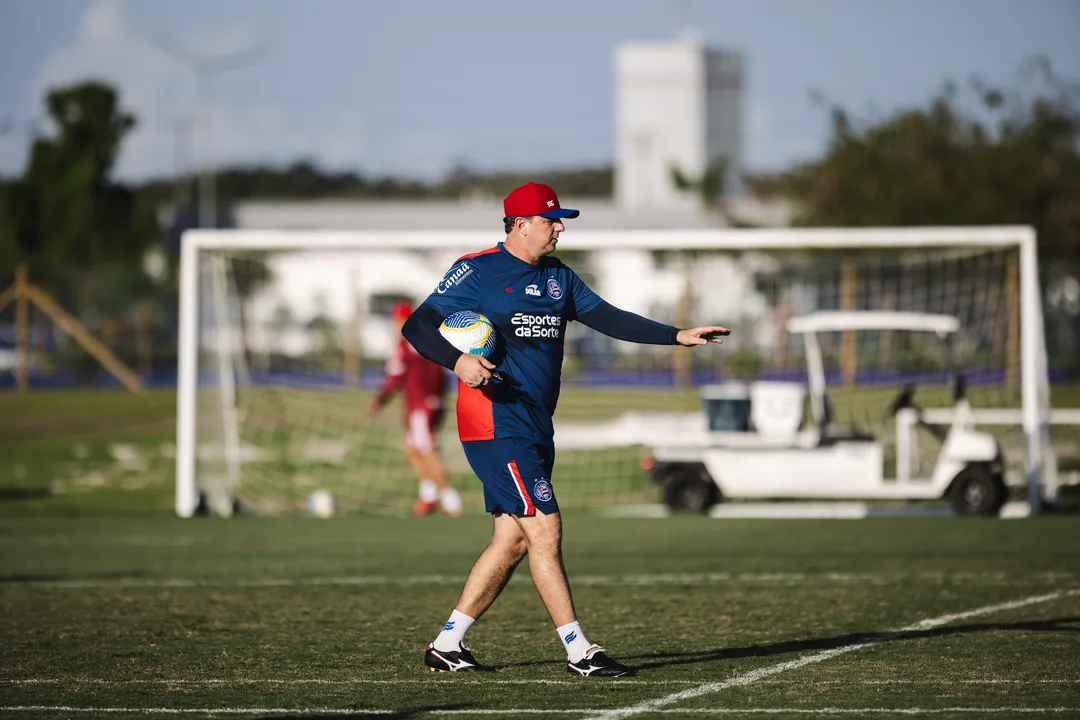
top-left (1, 0), bottom-right (1078, 181)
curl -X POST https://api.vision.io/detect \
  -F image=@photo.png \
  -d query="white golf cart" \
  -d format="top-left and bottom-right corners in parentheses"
top-left (647, 311), bottom-right (1008, 516)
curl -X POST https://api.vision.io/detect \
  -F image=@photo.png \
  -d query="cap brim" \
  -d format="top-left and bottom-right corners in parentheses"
top-left (538, 208), bottom-right (580, 219)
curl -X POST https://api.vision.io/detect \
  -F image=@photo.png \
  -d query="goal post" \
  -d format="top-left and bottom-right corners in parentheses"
top-left (176, 226), bottom-right (1061, 517)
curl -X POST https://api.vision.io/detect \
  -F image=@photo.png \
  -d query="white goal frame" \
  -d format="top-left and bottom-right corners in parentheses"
top-left (175, 225), bottom-right (1058, 517)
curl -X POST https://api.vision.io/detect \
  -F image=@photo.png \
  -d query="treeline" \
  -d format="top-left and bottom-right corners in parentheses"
top-left (755, 57), bottom-right (1080, 260)
top-left (0, 57), bottom-right (1078, 380)
top-left (5, 56), bottom-right (1080, 275)
top-left (137, 163), bottom-right (614, 208)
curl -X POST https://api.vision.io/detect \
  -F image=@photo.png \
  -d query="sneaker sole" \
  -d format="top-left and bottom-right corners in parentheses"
top-left (567, 666), bottom-right (631, 678)
top-left (424, 653), bottom-right (496, 673)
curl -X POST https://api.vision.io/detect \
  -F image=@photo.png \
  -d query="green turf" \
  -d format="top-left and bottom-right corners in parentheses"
top-left (0, 388), bottom-right (686, 517)
top-left (0, 515), bottom-right (1078, 718)
top-left (4, 385), bottom-right (1080, 518)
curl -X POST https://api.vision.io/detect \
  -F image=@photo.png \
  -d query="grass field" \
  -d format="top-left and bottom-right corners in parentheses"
top-left (1, 514), bottom-right (1079, 718)
top-left (0, 387), bottom-right (687, 516)
top-left (3, 385), bottom-right (1080, 518)
top-left (2, 387), bottom-right (1080, 717)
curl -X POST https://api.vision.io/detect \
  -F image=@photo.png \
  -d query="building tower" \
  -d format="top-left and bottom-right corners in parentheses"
top-left (614, 38), bottom-right (743, 209)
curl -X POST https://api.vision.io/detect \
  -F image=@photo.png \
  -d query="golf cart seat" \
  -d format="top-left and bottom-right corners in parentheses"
top-left (819, 394), bottom-right (877, 444)
top-left (749, 382), bottom-right (806, 442)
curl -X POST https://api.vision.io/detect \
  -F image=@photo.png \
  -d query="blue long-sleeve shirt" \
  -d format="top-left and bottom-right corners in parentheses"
top-left (402, 243), bottom-right (680, 444)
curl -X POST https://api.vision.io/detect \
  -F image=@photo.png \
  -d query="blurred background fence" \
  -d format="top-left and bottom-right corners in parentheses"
top-left (2, 255), bottom-right (1079, 393)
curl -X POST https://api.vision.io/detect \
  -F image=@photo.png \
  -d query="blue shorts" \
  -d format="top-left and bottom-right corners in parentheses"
top-left (461, 438), bottom-right (558, 516)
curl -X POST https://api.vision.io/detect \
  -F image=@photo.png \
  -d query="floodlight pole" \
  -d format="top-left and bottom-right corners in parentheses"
top-left (153, 35), bottom-right (265, 229)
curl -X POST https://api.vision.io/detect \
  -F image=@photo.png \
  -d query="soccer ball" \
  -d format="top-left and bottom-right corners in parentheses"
top-left (439, 311), bottom-right (497, 359)
top-left (306, 489), bottom-right (336, 518)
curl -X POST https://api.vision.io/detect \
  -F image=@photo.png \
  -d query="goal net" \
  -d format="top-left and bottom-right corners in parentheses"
top-left (176, 227), bottom-right (1065, 517)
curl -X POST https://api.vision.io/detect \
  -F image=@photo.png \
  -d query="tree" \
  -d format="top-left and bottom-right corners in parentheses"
top-left (1, 82), bottom-right (159, 276)
top-left (750, 58), bottom-right (1080, 259)
top-left (0, 82), bottom-right (164, 382)
top-left (670, 156), bottom-right (758, 228)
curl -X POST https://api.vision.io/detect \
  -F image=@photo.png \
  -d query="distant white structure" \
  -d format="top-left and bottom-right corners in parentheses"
top-left (227, 200), bottom-right (791, 362)
top-left (206, 39), bottom-right (771, 361)
top-left (615, 38), bottom-right (743, 210)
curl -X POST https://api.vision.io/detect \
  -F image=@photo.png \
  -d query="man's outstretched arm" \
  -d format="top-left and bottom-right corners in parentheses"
top-left (577, 300), bottom-right (729, 346)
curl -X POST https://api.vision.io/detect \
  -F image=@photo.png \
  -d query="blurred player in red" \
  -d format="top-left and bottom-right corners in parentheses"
top-left (370, 302), bottom-right (463, 517)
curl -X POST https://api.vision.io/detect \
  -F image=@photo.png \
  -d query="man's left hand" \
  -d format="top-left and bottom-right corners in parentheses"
top-left (676, 326), bottom-right (731, 347)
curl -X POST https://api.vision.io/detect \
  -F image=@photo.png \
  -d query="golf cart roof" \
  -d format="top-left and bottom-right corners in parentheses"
top-left (786, 311), bottom-right (960, 335)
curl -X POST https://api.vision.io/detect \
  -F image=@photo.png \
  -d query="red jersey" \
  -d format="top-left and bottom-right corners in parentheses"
top-left (375, 336), bottom-right (447, 414)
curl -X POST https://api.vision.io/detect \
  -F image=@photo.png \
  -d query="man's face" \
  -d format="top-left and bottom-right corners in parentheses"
top-left (520, 216), bottom-right (565, 256)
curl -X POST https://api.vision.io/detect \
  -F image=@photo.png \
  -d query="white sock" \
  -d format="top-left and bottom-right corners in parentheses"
top-left (557, 621), bottom-right (592, 663)
top-left (439, 487), bottom-right (463, 515)
top-left (433, 609), bottom-right (475, 652)
top-left (418, 479), bottom-right (439, 503)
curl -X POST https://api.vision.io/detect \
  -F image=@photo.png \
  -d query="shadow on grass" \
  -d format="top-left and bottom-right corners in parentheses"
top-left (0, 570), bottom-right (145, 583)
top-left (0, 487), bottom-right (51, 500)
top-left (623, 616), bottom-right (1080, 672)
top-left (268, 702), bottom-right (474, 719)
top-left (492, 616), bottom-right (1080, 674)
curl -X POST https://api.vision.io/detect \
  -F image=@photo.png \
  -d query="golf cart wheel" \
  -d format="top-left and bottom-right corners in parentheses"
top-left (947, 466), bottom-right (1007, 516)
top-left (663, 466), bottom-right (719, 513)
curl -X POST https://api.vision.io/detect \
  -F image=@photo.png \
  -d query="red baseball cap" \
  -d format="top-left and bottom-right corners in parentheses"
top-left (503, 182), bottom-right (580, 219)
top-left (390, 302), bottom-right (413, 323)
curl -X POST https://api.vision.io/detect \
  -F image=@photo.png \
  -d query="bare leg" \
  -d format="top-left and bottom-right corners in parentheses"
top-left (514, 511), bottom-right (576, 627)
top-left (454, 513), bottom-right (528, 619)
top-left (404, 412), bottom-right (451, 488)
top-left (415, 449), bottom-right (452, 489)
top-left (404, 444), bottom-right (427, 483)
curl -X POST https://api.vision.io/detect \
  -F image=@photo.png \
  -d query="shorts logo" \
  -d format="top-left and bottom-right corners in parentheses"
top-left (525, 284), bottom-right (541, 297)
top-left (533, 479), bottom-right (553, 502)
top-left (546, 278), bottom-right (563, 300)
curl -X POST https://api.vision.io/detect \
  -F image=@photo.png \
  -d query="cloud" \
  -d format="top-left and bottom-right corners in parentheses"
top-left (32, 0), bottom-right (195, 177)
top-left (19, 0), bottom-right (376, 180)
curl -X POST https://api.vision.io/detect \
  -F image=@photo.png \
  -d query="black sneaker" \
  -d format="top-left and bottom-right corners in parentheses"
top-left (567, 645), bottom-right (631, 677)
top-left (424, 642), bottom-right (497, 672)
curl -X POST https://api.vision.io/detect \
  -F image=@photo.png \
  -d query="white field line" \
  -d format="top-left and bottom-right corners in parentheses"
top-left (0, 678), bottom-right (697, 687)
top-left (2, 678), bottom-right (1077, 687)
top-left (7, 571), bottom-right (1078, 589)
top-left (727, 679), bottom-right (1080, 686)
top-left (2, 706), bottom-right (1079, 716)
top-left (0, 709), bottom-right (395, 717)
top-left (584, 589), bottom-right (1080, 720)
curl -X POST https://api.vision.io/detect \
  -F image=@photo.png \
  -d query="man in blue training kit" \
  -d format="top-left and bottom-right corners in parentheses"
top-left (402, 182), bottom-right (729, 678)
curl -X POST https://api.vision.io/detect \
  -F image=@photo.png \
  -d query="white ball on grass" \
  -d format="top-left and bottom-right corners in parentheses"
top-left (307, 489), bottom-right (336, 518)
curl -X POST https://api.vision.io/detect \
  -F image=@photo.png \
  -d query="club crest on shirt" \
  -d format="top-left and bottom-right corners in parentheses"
top-left (546, 278), bottom-right (563, 300)
top-left (533, 479), bottom-right (553, 502)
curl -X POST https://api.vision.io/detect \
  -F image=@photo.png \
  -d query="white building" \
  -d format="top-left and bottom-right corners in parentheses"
top-left (615, 38), bottom-right (743, 209)
top-left (229, 196), bottom-right (791, 361)
top-left (217, 39), bottom-right (784, 360)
